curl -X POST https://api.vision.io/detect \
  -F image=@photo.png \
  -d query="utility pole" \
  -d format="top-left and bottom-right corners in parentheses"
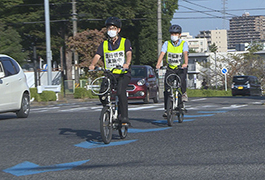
top-left (215, 52), bottom-right (217, 89)
top-left (33, 45), bottom-right (38, 87)
top-left (72, 0), bottom-right (79, 84)
top-left (157, 0), bottom-right (162, 60)
top-left (44, 0), bottom-right (52, 85)
top-left (157, 0), bottom-right (163, 99)
top-left (221, 0), bottom-right (227, 29)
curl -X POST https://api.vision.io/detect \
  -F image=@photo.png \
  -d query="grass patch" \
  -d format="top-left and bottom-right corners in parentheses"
top-left (187, 89), bottom-right (232, 97)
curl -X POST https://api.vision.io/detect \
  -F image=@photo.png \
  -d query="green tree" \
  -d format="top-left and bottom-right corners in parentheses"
top-left (247, 41), bottom-right (263, 53)
top-left (0, 0), bottom-right (179, 68)
top-left (199, 52), bottom-right (265, 90)
top-left (67, 28), bottom-right (106, 67)
top-left (243, 43), bottom-right (265, 86)
top-left (189, 49), bottom-right (197, 53)
top-left (0, 24), bottom-right (28, 64)
top-left (0, 0), bottom-right (72, 65)
top-left (209, 43), bottom-right (218, 53)
top-left (72, 0), bottom-right (179, 67)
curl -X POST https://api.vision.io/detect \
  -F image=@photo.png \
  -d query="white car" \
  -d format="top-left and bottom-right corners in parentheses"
top-left (0, 54), bottom-right (30, 118)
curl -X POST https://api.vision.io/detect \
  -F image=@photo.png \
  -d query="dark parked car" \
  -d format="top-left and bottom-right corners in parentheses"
top-left (231, 75), bottom-right (262, 96)
top-left (127, 65), bottom-right (159, 103)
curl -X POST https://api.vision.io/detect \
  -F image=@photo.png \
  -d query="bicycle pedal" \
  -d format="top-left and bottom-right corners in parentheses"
top-left (122, 123), bottom-right (130, 126)
top-left (182, 108), bottom-right (187, 113)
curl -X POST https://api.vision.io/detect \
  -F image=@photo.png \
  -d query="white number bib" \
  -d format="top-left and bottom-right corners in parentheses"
top-left (105, 51), bottom-right (125, 69)
top-left (167, 52), bottom-right (182, 66)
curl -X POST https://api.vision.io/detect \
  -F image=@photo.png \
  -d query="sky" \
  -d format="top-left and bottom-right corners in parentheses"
top-left (171, 0), bottom-right (265, 37)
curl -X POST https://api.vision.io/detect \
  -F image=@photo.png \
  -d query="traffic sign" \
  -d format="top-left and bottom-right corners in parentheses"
top-left (221, 67), bottom-right (228, 75)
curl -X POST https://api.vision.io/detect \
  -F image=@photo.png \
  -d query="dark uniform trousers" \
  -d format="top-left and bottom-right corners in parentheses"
top-left (99, 73), bottom-right (131, 119)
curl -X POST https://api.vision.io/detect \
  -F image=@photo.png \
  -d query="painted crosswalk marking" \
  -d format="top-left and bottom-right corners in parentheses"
top-left (30, 102), bottom-right (249, 114)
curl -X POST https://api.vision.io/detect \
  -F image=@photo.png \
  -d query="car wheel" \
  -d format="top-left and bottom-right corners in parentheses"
top-left (259, 89), bottom-right (262, 96)
top-left (153, 89), bottom-right (159, 103)
top-left (144, 90), bottom-right (150, 104)
top-left (16, 93), bottom-right (30, 118)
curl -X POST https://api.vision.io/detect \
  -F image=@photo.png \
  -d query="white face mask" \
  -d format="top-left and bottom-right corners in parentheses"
top-left (107, 30), bottom-right (117, 38)
top-left (171, 35), bottom-right (179, 42)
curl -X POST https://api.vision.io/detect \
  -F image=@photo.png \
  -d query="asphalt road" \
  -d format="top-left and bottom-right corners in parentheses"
top-left (0, 96), bottom-right (264, 180)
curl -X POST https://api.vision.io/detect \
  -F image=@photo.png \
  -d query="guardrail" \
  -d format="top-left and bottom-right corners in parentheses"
top-left (37, 85), bottom-right (61, 100)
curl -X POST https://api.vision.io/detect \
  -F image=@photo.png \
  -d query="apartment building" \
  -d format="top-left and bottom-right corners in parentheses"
top-left (228, 12), bottom-right (265, 49)
top-left (181, 32), bottom-right (208, 53)
top-left (196, 29), bottom-right (228, 52)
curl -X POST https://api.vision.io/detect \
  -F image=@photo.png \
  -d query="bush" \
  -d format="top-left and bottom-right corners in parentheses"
top-left (40, 91), bottom-right (57, 101)
top-left (30, 88), bottom-right (42, 102)
top-left (74, 88), bottom-right (97, 99)
top-left (186, 89), bottom-right (231, 97)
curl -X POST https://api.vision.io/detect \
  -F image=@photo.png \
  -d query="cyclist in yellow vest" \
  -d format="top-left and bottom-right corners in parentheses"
top-left (156, 24), bottom-right (188, 118)
top-left (89, 17), bottom-right (132, 124)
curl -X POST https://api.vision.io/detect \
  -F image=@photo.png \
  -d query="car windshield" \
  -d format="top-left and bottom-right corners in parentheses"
top-left (131, 67), bottom-right (147, 78)
top-left (233, 76), bottom-right (249, 85)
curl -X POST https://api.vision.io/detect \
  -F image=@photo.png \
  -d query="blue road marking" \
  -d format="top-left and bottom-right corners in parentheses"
top-left (197, 110), bottom-right (228, 114)
top-left (128, 127), bottom-right (171, 133)
top-left (75, 139), bottom-right (138, 149)
top-left (3, 160), bottom-right (90, 176)
top-left (185, 114), bottom-right (214, 118)
top-left (152, 119), bottom-right (195, 124)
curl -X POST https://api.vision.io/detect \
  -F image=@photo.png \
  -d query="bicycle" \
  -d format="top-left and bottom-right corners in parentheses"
top-left (89, 66), bottom-right (129, 144)
top-left (164, 66), bottom-right (187, 126)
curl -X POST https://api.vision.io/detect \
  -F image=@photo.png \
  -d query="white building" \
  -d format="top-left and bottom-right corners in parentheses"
top-left (181, 32), bottom-right (208, 53)
top-left (196, 29), bottom-right (228, 52)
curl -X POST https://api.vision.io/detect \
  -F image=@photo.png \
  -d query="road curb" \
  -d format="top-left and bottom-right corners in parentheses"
top-left (30, 98), bottom-right (98, 107)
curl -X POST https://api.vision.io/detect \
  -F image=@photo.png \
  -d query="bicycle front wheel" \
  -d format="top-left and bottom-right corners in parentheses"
top-left (118, 123), bottom-right (128, 139)
top-left (100, 106), bottom-right (113, 144)
top-left (166, 97), bottom-right (174, 126)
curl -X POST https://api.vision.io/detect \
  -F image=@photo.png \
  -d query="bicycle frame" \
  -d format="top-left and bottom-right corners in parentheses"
top-left (165, 67), bottom-right (185, 126)
top-left (168, 77), bottom-right (183, 110)
top-left (89, 66), bottom-right (128, 144)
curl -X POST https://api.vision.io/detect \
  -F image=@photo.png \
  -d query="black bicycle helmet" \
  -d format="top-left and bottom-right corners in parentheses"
top-left (105, 17), bottom-right (122, 28)
top-left (169, 24), bottom-right (182, 33)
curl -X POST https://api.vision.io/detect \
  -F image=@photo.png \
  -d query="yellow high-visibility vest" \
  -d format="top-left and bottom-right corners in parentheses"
top-left (166, 40), bottom-right (185, 69)
top-left (103, 38), bottom-right (127, 74)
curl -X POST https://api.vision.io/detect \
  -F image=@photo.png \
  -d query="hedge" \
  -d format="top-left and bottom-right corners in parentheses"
top-left (187, 89), bottom-right (232, 97)
top-left (40, 91), bottom-right (57, 101)
top-left (74, 88), bottom-right (97, 99)
top-left (30, 88), bottom-right (56, 102)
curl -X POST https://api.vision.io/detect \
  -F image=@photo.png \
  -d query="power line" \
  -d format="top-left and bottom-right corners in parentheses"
top-left (175, 7), bottom-right (265, 14)
top-left (171, 16), bottom-right (234, 19)
top-left (12, 2), bottom-right (72, 7)
top-left (179, 4), bottom-right (222, 18)
top-left (182, 0), bottom-right (237, 17)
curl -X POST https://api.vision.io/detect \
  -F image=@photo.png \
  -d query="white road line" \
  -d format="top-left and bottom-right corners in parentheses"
top-left (201, 105), bottom-right (219, 108)
top-left (91, 107), bottom-right (102, 110)
top-left (31, 107), bottom-right (60, 112)
top-left (129, 106), bottom-right (156, 111)
top-left (154, 108), bottom-right (164, 111)
top-left (221, 104), bottom-right (248, 109)
top-left (191, 98), bottom-right (207, 102)
top-left (60, 107), bottom-right (90, 112)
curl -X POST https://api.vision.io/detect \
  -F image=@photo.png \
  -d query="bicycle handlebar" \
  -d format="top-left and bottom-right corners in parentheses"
top-left (88, 65), bottom-right (128, 73)
top-left (158, 65), bottom-right (185, 70)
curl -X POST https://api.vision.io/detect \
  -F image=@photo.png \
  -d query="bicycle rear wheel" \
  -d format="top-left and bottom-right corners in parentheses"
top-left (166, 97), bottom-right (174, 126)
top-left (100, 106), bottom-right (113, 144)
top-left (118, 123), bottom-right (128, 139)
top-left (177, 111), bottom-right (184, 123)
